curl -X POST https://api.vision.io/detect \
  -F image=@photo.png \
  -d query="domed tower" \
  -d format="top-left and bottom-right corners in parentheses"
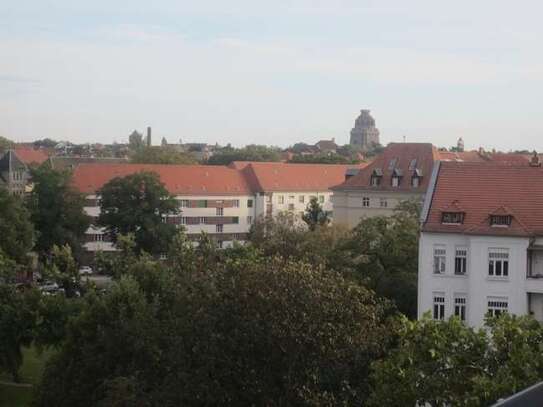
top-left (349, 109), bottom-right (380, 150)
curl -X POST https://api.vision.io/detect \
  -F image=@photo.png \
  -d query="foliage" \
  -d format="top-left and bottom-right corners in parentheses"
top-left (370, 314), bottom-right (543, 407)
top-left (0, 189), bottom-right (34, 264)
top-left (130, 146), bottom-right (197, 164)
top-left (27, 166), bottom-right (90, 257)
top-left (289, 153), bottom-right (356, 164)
top-left (206, 144), bottom-right (281, 165)
top-left (34, 256), bottom-right (393, 406)
top-left (44, 245), bottom-right (80, 297)
top-left (0, 285), bottom-right (36, 382)
top-left (339, 204), bottom-right (420, 318)
top-left (33, 138), bottom-right (57, 149)
top-left (0, 136), bottom-right (14, 151)
top-left (95, 233), bottom-right (140, 278)
top-left (128, 131), bottom-right (145, 151)
top-left (302, 196), bottom-right (330, 230)
top-left (98, 172), bottom-right (180, 255)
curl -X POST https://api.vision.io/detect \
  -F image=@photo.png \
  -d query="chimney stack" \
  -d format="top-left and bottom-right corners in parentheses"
top-left (146, 126), bottom-right (152, 147)
top-left (530, 151), bottom-right (541, 167)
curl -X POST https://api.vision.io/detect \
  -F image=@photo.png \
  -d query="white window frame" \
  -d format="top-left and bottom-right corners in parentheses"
top-left (454, 295), bottom-right (467, 321)
top-left (362, 197), bottom-right (370, 207)
top-left (455, 247), bottom-right (468, 275)
top-left (232, 200), bottom-right (240, 208)
top-left (433, 293), bottom-right (446, 320)
top-left (246, 216), bottom-right (253, 224)
top-left (379, 198), bottom-right (388, 208)
top-left (299, 195), bottom-right (305, 204)
top-left (433, 245), bottom-right (447, 274)
top-left (488, 248), bottom-right (509, 278)
top-left (216, 207), bottom-right (224, 216)
top-left (392, 176), bottom-right (400, 187)
top-left (487, 297), bottom-right (508, 317)
top-left (216, 224), bottom-right (223, 233)
top-left (278, 195), bottom-right (285, 204)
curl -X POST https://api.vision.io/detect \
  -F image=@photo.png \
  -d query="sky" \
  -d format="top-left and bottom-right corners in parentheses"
top-left (2, 1), bottom-right (543, 151)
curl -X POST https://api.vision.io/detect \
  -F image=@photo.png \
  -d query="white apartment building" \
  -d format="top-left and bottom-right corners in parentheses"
top-left (72, 162), bottom-right (361, 261)
top-left (418, 158), bottom-right (543, 327)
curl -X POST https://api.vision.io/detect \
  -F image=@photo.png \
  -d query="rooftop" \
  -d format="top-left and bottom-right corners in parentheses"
top-left (422, 161), bottom-right (543, 237)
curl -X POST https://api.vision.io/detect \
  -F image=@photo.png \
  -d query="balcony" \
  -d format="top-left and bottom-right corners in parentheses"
top-left (527, 246), bottom-right (543, 278)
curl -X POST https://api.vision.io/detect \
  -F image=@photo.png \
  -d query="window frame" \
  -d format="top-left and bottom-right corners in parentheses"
top-left (487, 297), bottom-right (508, 317)
top-left (362, 197), bottom-right (370, 207)
top-left (454, 246), bottom-right (468, 275)
top-left (433, 245), bottom-right (447, 274)
top-left (488, 248), bottom-right (510, 278)
top-left (454, 295), bottom-right (467, 321)
top-left (433, 293), bottom-right (446, 320)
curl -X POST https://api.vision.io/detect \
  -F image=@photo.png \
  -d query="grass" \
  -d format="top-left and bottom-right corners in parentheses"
top-left (0, 347), bottom-right (53, 407)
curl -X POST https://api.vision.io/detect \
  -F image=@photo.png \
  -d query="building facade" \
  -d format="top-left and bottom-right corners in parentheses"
top-left (418, 159), bottom-right (543, 327)
top-left (72, 161), bottom-right (362, 260)
top-left (0, 148), bottom-right (49, 195)
top-left (349, 109), bottom-right (380, 150)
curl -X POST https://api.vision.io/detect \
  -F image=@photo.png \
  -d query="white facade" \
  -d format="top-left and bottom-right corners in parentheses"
top-left (418, 232), bottom-right (543, 327)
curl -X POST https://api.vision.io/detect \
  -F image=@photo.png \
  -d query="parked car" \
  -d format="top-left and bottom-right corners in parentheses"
top-left (38, 281), bottom-right (59, 292)
top-left (78, 266), bottom-right (93, 276)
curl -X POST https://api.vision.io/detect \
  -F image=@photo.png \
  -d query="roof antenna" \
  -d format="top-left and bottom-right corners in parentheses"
top-left (403, 135), bottom-right (406, 143)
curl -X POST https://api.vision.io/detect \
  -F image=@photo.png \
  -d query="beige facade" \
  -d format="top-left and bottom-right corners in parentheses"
top-left (332, 190), bottom-right (424, 227)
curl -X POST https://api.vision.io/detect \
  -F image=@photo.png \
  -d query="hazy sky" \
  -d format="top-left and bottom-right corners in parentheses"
top-left (2, 1), bottom-right (543, 150)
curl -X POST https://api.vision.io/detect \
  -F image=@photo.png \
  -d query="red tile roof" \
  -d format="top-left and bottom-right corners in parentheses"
top-left (333, 143), bottom-right (436, 192)
top-left (240, 162), bottom-right (368, 192)
top-left (423, 161), bottom-right (543, 237)
top-left (13, 148), bottom-right (49, 165)
top-left (437, 150), bottom-right (486, 162)
top-left (71, 164), bottom-right (254, 195)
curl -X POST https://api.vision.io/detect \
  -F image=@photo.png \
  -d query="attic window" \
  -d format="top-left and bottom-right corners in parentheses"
top-left (391, 169), bottom-right (403, 187)
top-left (388, 158), bottom-right (398, 170)
top-left (370, 169), bottom-right (383, 187)
top-left (490, 215), bottom-right (512, 227)
top-left (409, 159), bottom-right (418, 171)
top-left (442, 212), bottom-right (465, 224)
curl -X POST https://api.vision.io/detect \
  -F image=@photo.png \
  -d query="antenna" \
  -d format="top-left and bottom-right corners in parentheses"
top-left (403, 135), bottom-right (406, 143)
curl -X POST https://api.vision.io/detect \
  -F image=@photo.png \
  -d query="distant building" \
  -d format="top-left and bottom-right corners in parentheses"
top-left (0, 148), bottom-right (49, 196)
top-left (349, 109), bottom-right (380, 150)
top-left (315, 138), bottom-right (338, 154)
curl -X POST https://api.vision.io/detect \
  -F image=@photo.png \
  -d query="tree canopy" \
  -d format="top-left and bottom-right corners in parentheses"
top-left (206, 144), bottom-right (282, 165)
top-left (98, 171), bottom-right (179, 254)
top-left (302, 196), bottom-right (330, 230)
top-left (0, 188), bottom-right (34, 264)
top-left (27, 166), bottom-right (90, 257)
top-left (130, 146), bottom-right (197, 164)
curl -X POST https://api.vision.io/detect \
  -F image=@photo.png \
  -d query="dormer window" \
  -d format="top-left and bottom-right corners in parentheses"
top-left (442, 212), bottom-right (465, 224)
top-left (490, 215), bottom-right (512, 227)
top-left (370, 168), bottom-right (383, 187)
top-left (412, 168), bottom-right (423, 187)
top-left (391, 168), bottom-right (403, 187)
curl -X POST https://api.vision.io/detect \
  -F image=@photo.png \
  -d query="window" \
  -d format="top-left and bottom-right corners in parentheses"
top-left (246, 216), bottom-right (253, 224)
top-left (180, 200), bottom-right (189, 208)
top-left (490, 215), bottom-right (512, 227)
top-left (94, 234), bottom-right (104, 242)
top-left (299, 195), bottom-right (305, 204)
top-left (371, 176), bottom-right (381, 187)
top-left (433, 294), bottom-right (445, 320)
top-left (455, 247), bottom-right (468, 275)
top-left (232, 200), bottom-right (240, 208)
top-left (216, 224), bottom-right (223, 233)
top-left (392, 176), bottom-right (400, 187)
top-left (288, 203), bottom-right (295, 211)
top-left (199, 217), bottom-right (206, 224)
top-left (433, 246), bottom-right (446, 274)
top-left (289, 195), bottom-right (295, 201)
top-left (489, 249), bottom-right (509, 277)
top-left (197, 200), bottom-right (207, 208)
top-left (217, 240), bottom-right (223, 249)
top-left (454, 296), bottom-right (467, 321)
top-left (442, 212), bottom-right (465, 224)
top-left (232, 217), bottom-right (239, 224)
top-left (216, 207), bottom-right (224, 216)
top-left (362, 197), bottom-right (370, 207)
top-left (487, 298), bottom-right (508, 317)
top-left (380, 198), bottom-right (388, 208)
top-left (180, 217), bottom-right (187, 225)
top-left (265, 195), bottom-right (272, 203)
top-left (409, 158), bottom-right (418, 171)
top-left (278, 195), bottom-right (285, 204)
top-left (319, 195), bottom-right (324, 204)
top-left (159, 253), bottom-right (167, 260)
top-left (412, 176), bottom-right (420, 187)
top-left (247, 199), bottom-right (253, 208)
top-left (388, 158), bottom-right (398, 170)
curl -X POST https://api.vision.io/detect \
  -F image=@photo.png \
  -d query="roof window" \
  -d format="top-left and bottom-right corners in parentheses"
top-left (388, 158), bottom-right (398, 170)
top-left (490, 215), bottom-right (512, 227)
top-left (442, 212), bottom-right (465, 224)
top-left (409, 159), bottom-right (418, 171)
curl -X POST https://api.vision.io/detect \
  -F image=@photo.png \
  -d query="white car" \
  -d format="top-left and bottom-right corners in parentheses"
top-left (78, 266), bottom-right (93, 276)
top-left (39, 281), bottom-right (59, 292)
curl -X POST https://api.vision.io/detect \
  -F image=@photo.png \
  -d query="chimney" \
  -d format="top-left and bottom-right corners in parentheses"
top-left (146, 126), bottom-right (152, 147)
top-left (530, 151), bottom-right (541, 167)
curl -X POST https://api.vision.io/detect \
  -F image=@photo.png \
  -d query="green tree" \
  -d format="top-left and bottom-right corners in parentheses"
top-left (44, 245), bottom-right (80, 297)
top-left (27, 166), bottom-right (90, 257)
top-left (370, 314), bottom-right (543, 407)
top-left (289, 153), bottom-right (355, 164)
top-left (33, 138), bottom-right (58, 149)
top-left (302, 196), bottom-right (330, 230)
top-left (207, 144), bottom-right (282, 165)
top-left (0, 135), bottom-right (14, 152)
top-left (98, 172), bottom-right (180, 255)
top-left (0, 188), bottom-right (34, 264)
top-left (130, 146), bottom-right (197, 164)
top-left (35, 256), bottom-right (393, 406)
top-left (340, 203), bottom-right (420, 318)
top-left (0, 285), bottom-right (36, 382)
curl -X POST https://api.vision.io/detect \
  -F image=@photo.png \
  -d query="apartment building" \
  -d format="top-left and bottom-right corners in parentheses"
top-left (418, 157), bottom-right (543, 327)
top-left (72, 161), bottom-right (362, 257)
